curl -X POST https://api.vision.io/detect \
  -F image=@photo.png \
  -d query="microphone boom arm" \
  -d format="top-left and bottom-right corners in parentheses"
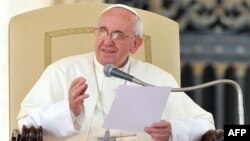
top-left (140, 79), bottom-right (245, 125)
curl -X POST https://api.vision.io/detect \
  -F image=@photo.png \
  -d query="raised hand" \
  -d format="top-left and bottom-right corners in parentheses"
top-left (68, 77), bottom-right (89, 116)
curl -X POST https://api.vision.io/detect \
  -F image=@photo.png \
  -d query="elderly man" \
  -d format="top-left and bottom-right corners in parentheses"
top-left (18, 4), bottom-right (215, 141)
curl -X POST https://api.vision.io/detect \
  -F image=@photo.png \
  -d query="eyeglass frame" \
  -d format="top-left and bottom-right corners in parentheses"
top-left (94, 27), bottom-right (138, 41)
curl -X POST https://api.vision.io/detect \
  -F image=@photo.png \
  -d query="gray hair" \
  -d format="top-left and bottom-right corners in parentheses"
top-left (97, 4), bottom-right (143, 37)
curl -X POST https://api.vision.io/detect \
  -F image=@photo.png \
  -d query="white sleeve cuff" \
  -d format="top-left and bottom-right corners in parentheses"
top-left (70, 107), bottom-right (86, 131)
top-left (169, 119), bottom-right (215, 141)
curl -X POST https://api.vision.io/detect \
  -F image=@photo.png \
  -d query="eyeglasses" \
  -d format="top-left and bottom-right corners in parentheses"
top-left (94, 27), bottom-right (137, 41)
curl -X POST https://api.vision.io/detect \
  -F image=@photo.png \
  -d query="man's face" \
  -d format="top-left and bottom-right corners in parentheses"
top-left (95, 8), bottom-right (142, 67)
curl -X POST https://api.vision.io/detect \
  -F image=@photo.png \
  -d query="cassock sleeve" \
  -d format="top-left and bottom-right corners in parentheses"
top-left (17, 64), bottom-right (86, 137)
top-left (169, 117), bottom-right (215, 141)
top-left (18, 100), bottom-right (83, 137)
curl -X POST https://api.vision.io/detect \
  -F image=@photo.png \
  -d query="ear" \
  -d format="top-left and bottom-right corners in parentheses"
top-left (130, 37), bottom-right (143, 54)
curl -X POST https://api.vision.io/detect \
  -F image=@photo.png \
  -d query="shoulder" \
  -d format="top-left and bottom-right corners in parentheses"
top-left (41, 52), bottom-right (94, 77)
top-left (53, 52), bottom-right (93, 66)
top-left (129, 57), bottom-right (178, 86)
top-left (47, 52), bottom-right (93, 69)
top-left (130, 57), bottom-right (168, 75)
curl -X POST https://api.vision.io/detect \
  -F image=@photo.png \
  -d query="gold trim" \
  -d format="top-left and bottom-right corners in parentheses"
top-left (44, 27), bottom-right (152, 67)
top-left (142, 35), bottom-right (152, 63)
top-left (44, 33), bottom-right (51, 67)
top-left (44, 27), bottom-right (96, 67)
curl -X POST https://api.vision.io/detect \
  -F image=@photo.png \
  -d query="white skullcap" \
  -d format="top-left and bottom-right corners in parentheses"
top-left (101, 4), bottom-right (141, 19)
top-left (98, 4), bottom-right (143, 36)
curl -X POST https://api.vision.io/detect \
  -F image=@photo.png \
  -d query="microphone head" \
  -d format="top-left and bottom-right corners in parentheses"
top-left (103, 64), bottom-right (115, 77)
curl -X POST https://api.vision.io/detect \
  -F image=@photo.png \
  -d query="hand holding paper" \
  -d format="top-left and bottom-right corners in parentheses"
top-left (144, 120), bottom-right (172, 141)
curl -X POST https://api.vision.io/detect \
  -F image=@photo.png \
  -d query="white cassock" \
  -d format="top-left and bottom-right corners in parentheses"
top-left (18, 52), bottom-right (215, 141)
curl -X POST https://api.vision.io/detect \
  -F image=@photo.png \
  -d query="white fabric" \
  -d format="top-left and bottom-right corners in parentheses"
top-left (18, 52), bottom-right (215, 141)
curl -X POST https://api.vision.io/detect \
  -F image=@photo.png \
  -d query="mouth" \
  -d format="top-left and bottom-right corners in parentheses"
top-left (101, 48), bottom-right (116, 54)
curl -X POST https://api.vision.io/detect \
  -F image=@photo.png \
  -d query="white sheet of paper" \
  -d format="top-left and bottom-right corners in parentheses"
top-left (102, 85), bottom-right (171, 132)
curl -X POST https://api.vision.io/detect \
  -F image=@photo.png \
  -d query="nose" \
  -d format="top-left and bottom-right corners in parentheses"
top-left (103, 36), bottom-right (115, 46)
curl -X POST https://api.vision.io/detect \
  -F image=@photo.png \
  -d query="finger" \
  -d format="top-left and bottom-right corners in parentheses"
top-left (144, 127), bottom-right (167, 134)
top-left (69, 77), bottom-right (85, 96)
top-left (72, 79), bottom-right (86, 94)
top-left (150, 132), bottom-right (168, 140)
top-left (151, 120), bottom-right (170, 128)
top-left (150, 131), bottom-right (171, 141)
top-left (70, 77), bottom-right (86, 88)
top-left (74, 78), bottom-right (86, 89)
top-left (71, 94), bottom-right (89, 110)
top-left (70, 94), bottom-right (88, 116)
top-left (74, 83), bottom-right (88, 98)
top-left (74, 94), bottom-right (89, 104)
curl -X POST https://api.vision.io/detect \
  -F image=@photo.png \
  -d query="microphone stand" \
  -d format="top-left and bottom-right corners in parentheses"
top-left (133, 78), bottom-right (245, 125)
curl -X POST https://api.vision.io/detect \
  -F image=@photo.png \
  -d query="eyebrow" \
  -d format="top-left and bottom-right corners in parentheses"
top-left (98, 26), bottom-right (125, 34)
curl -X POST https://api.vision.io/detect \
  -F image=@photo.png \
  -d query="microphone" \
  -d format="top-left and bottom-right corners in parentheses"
top-left (103, 64), bottom-right (245, 125)
top-left (104, 64), bottom-right (153, 86)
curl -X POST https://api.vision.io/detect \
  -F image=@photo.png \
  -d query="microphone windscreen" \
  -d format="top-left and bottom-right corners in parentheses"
top-left (103, 64), bottom-right (115, 77)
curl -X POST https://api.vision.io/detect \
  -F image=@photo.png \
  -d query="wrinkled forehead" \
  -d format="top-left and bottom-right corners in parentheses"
top-left (100, 4), bottom-right (141, 20)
